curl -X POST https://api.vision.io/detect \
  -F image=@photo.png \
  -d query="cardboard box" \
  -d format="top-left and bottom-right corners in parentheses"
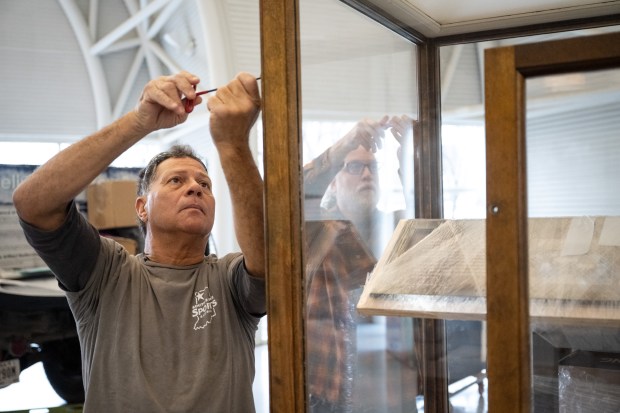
top-left (106, 236), bottom-right (138, 255)
top-left (87, 180), bottom-right (138, 229)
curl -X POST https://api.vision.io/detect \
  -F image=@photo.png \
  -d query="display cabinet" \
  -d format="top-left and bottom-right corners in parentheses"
top-left (258, 1), bottom-right (620, 411)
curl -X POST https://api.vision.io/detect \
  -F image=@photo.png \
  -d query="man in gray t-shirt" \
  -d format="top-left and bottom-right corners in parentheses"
top-left (14, 71), bottom-right (266, 412)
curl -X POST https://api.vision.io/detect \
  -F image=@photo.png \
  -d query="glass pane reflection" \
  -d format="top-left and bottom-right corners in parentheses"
top-left (526, 68), bottom-right (620, 412)
top-left (439, 31), bottom-right (620, 413)
top-left (300, 0), bottom-right (418, 411)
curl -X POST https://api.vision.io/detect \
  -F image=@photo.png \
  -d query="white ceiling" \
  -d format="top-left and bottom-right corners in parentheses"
top-left (0, 0), bottom-right (619, 152)
top-left (364, 0), bottom-right (620, 37)
top-left (0, 0), bottom-right (214, 147)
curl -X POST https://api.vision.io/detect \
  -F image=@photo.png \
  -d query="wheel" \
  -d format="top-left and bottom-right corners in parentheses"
top-left (42, 337), bottom-right (85, 404)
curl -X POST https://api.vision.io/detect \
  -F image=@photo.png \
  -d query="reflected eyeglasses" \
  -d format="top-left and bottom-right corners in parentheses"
top-left (342, 161), bottom-right (379, 175)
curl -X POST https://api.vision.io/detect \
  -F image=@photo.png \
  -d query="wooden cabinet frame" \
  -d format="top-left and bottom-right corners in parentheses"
top-left (259, 1), bottom-right (305, 412)
top-left (485, 31), bottom-right (620, 413)
top-left (259, 0), bottom-right (620, 410)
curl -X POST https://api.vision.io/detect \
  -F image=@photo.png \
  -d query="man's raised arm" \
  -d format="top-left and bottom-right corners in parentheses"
top-left (207, 72), bottom-right (264, 278)
top-left (13, 72), bottom-right (202, 231)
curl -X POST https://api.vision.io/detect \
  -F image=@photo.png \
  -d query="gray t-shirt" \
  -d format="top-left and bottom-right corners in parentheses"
top-left (21, 203), bottom-right (266, 412)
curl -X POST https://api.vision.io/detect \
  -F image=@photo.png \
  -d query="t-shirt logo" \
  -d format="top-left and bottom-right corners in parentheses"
top-left (192, 286), bottom-right (217, 330)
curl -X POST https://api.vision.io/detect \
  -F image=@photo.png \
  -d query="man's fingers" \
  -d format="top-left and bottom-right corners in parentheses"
top-left (236, 72), bottom-right (261, 101)
top-left (360, 120), bottom-right (385, 151)
top-left (210, 72), bottom-right (260, 106)
top-left (147, 86), bottom-right (184, 114)
top-left (387, 115), bottom-right (416, 145)
top-left (149, 73), bottom-right (200, 114)
top-left (174, 71), bottom-right (201, 99)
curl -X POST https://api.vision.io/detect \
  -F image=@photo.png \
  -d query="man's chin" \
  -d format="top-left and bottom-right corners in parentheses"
top-left (357, 189), bottom-right (378, 201)
top-left (179, 222), bottom-right (213, 236)
top-left (354, 197), bottom-right (378, 212)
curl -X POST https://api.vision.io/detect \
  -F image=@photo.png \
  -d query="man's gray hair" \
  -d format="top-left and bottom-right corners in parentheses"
top-left (136, 145), bottom-right (208, 236)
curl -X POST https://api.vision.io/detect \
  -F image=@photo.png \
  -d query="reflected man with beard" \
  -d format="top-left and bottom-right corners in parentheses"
top-left (303, 115), bottom-right (416, 412)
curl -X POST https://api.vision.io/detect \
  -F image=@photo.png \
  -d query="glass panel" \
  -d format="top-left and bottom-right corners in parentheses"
top-left (439, 28), bottom-right (620, 412)
top-left (526, 68), bottom-right (620, 412)
top-left (299, 0), bottom-right (418, 411)
top-left (439, 42), bottom-right (489, 413)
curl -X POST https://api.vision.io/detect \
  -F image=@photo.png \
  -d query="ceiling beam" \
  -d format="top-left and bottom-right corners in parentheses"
top-left (90, 0), bottom-right (171, 56)
top-left (148, 0), bottom-right (185, 39)
top-left (113, 48), bottom-right (146, 119)
top-left (57, 0), bottom-right (112, 128)
top-left (124, 0), bottom-right (163, 79)
top-left (149, 40), bottom-right (184, 73)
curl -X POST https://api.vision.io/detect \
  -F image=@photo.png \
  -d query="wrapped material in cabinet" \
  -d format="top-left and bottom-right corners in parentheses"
top-left (358, 217), bottom-right (620, 325)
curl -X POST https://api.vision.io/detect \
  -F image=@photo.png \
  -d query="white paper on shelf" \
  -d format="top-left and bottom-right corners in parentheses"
top-left (358, 217), bottom-right (620, 325)
top-left (599, 216), bottom-right (620, 246)
top-left (560, 216), bottom-right (594, 256)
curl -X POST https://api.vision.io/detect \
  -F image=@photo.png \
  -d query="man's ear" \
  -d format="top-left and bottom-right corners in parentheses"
top-left (329, 178), bottom-right (336, 190)
top-left (135, 196), bottom-right (148, 222)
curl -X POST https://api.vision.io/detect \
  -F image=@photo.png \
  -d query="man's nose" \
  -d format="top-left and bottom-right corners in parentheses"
top-left (187, 181), bottom-right (204, 196)
top-left (360, 165), bottom-right (374, 177)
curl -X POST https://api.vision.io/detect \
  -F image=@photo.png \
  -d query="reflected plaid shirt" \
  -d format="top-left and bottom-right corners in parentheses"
top-left (305, 220), bottom-right (377, 406)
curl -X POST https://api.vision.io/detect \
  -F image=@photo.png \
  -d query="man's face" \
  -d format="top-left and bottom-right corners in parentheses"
top-left (332, 146), bottom-right (379, 217)
top-left (137, 157), bottom-right (215, 238)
